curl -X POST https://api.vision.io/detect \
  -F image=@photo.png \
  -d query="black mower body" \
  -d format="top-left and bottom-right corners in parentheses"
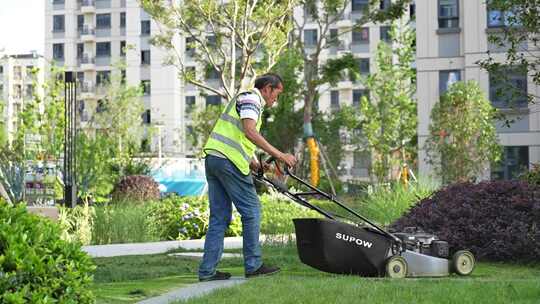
top-left (294, 218), bottom-right (393, 277)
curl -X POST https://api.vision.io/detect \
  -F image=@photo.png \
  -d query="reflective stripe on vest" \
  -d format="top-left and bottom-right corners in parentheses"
top-left (203, 92), bottom-right (263, 175)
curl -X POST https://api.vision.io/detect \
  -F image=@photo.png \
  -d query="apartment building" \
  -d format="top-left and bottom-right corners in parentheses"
top-left (0, 52), bottom-right (45, 144)
top-left (416, 0), bottom-right (540, 180)
top-left (294, 0), bottom-right (415, 182)
top-left (45, 0), bottom-right (189, 156)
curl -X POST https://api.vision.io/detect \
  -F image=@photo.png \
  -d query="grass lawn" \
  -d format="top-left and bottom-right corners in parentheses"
top-left (91, 243), bottom-right (540, 304)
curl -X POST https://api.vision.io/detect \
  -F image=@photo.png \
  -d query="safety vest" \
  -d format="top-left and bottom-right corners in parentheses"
top-left (203, 91), bottom-right (263, 175)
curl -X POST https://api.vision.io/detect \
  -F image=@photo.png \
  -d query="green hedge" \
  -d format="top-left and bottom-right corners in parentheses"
top-left (0, 202), bottom-right (95, 303)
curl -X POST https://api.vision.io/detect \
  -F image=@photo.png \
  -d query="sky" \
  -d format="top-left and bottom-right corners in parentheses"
top-left (0, 0), bottom-right (44, 55)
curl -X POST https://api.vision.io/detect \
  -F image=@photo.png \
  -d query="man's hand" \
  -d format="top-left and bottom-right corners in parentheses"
top-left (279, 153), bottom-right (297, 169)
top-left (250, 159), bottom-right (271, 173)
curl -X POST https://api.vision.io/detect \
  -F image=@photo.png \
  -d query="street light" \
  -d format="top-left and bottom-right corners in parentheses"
top-left (64, 72), bottom-right (77, 208)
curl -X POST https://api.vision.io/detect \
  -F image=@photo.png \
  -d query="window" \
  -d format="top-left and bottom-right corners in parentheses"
top-left (96, 13), bottom-right (111, 29)
top-left (205, 67), bottom-right (220, 80)
top-left (304, 29), bottom-right (318, 47)
top-left (96, 99), bottom-right (107, 113)
top-left (487, 7), bottom-right (520, 28)
top-left (410, 3), bottom-right (416, 19)
top-left (53, 15), bottom-right (65, 32)
top-left (185, 37), bottom-right (196, 56)
top-left (53, 0), bottom-right (65, 4)
top-left (77, 15), bottom-right (84, 32)
top-left (96, 71), bottom-right (110, 86)
top-left (352, 27), bottom-right (369, 44)
top-left (96, 42), bottom-right (111, 57)
top-left (141, 50), bottom-right (151, 65)
top-left (53, 43), bottom-right (64, 60)
top-left (120, 41), bottom-right (126, 56)
top-left (380, 26), bottom-right (391, 42)
top-left (380, 0), bottom-right (391, 11)
top-left (77, 43), bottom-right (84, 60)
top-left (0, 66), bottom-right (3, 74)
top-left (491, 146), bottom-right (529, 180)
top-left (207, 35), bottom-right (217, 47)
top-left (142, 109), bottom-right (151, 124)
top-left (141, 20), bottom-right (151, 35)
top-left (358, 58), bottom-right (370, 75)
top-left (121, 69), bottom-right (126, 84)
top-left (25, 65), bottom-right (34, 75)
top-left (120, 12), bottom-right (126, 28)
top-left (439, 70), bottom-right (461, 95)
top-left (330, 91), bottom-right (339, 111)
top-left (0, 84), bottom-right (3, 96)
top-left (353, 89), bottom-right (368, 107)
top-left (186, 96), bottom-right (196, 113)
top-left (26, 85), bottom-right (33, 98)
top-left (13, 85), bottom-right (22, 99)
top-left (438, 0), bottom-right (459, 29)
top-left (353, 150), bottom-right (371, 169)
top-left (76, 72), bottom-right (84, 84)
top-left (328, 29), bottom-right (339, 47)
top-left (141, 80), bottom-right (151, 95)
top-left (206, 95), bottom-right (221, 107)
top-left (351, 0), bottom-right (368, 12)
top-left (489, 68), bottom-right (528, 108)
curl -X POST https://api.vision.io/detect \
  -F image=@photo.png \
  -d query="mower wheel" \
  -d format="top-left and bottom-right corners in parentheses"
top-left (451, 250), bottom-right (475, 276)
top-left (385, 255), bottom-right (408, 278)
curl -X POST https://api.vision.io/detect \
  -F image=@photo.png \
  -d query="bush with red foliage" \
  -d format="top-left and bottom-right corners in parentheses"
top-left (392, 181), bottom-right (540, 262)
top-left (111, 175), bottom-right (160, 203)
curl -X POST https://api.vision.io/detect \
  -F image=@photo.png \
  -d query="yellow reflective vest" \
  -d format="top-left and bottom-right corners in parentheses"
top-left (203, 90), bottom-right (263, 175)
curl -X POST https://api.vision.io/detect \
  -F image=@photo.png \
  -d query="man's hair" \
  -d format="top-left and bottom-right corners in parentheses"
top-left (254, 73), bottom-right (283, 90)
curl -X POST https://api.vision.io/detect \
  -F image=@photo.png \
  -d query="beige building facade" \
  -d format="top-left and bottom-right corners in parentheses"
top-left (416, 0), bottom-right (540, 180)
top-left (0, 53), bottom-right (46, 144)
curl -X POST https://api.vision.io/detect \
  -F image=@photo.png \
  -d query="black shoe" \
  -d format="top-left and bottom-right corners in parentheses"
top-left (199, 271), bottom-right (232, 282)
top-left (245, 264), bottom-right (281, 278)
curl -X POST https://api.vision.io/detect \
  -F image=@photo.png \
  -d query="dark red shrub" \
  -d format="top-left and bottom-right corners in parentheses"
top-left (392, 181), bottom-right (540, 262)
top-left (111, 175), bottom-right (160, 203)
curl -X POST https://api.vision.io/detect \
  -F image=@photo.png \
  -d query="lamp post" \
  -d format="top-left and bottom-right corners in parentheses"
top-left (64, 72), bottom-right (77, 208)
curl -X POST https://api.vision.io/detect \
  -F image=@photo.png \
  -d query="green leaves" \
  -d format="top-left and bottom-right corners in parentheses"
top-left (425, 81), bottom-right (502, 184)
top-left (0, 202), bottom-right (95, 303)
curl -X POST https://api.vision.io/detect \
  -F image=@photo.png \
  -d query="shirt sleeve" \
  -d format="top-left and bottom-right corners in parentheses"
top-left (237, 92), bottom-right (262, 121)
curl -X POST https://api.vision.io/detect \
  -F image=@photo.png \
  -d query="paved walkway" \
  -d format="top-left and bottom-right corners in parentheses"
top-left (82, 236), bottom-right (243, 257)
top-left (137, 278), bottom-right (247, 304)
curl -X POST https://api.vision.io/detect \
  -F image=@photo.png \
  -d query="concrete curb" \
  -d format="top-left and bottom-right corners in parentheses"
top-left (83, 237), bottom-right (243, 258)
top-left (136, 277), bottom-right (246, 304)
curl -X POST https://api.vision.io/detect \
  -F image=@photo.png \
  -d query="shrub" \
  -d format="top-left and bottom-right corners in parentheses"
top-left (260, 191), bottom-right (321, 235)
top-left (0, 202), bottom-right (95, 303)
top-left (111, 175), bottom-right (160, 203)
top-left (58, 202), bottom-right (94, 245)
top-left (146, 194), bottom-right (242, 240)
top-left (392, 181), bottom-right (540, 262)
top-left (92, 203), bottom-right (160, 245)
top-left (358, 177), bottom-right (440, 226)
top-left (521, 163), bottom-right (540, 186)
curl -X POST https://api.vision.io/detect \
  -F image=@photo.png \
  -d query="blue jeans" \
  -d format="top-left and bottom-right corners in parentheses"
top-left (198, 155), bottom-right (262, 279)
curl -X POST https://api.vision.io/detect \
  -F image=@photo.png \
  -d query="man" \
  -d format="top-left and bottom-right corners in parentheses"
top-left (198, 73), bottom-right (297, 281)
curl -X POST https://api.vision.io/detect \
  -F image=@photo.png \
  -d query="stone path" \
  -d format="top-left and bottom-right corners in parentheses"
top-left (136, 278), bottom-right (247, 304)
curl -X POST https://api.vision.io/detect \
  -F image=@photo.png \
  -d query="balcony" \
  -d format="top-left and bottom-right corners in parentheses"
top-left (80, 25), bottom-right (96, 42)
top-left (80, 54), bottom-right (96, 71)
top-left (336, 12), bottom-right (352, 28)
top-left (81, 0), bottom-right (95, 14)
top-left (80, 82), bottom-right (96, 99)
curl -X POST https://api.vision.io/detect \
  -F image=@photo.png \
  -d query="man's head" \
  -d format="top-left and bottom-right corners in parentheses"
top-left (254, 73), bottom-right (283, 107)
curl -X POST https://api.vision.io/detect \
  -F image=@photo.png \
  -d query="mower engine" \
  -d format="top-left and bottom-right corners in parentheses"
top-left (392, 227), bottom-right (449, 259)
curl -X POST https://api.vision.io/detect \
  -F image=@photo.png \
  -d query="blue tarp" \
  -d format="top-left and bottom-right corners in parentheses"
top-left (151, 160), bottom-right (207, 196)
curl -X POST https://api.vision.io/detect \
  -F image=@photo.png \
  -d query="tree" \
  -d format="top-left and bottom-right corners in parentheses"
top-left (360, 22), bottom-right (416, 183)
top-left (0, 99), bottom-right (6, 147)
top-left (425, 81), bottom-right (502, 185)
top-left (141, 0), bottom-right (296, 99)
top-left (291, 0), bottom-right (412, 184)
top-left (76, 66), bottom-right (148, 201)
top-left (187, 104), bottom-right (224, 153)
top-left (478, 0), bottom-right (540, 104)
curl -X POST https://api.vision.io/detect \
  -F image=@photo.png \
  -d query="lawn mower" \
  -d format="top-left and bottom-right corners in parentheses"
top-left (254, 156), bottom-right (475, 278)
